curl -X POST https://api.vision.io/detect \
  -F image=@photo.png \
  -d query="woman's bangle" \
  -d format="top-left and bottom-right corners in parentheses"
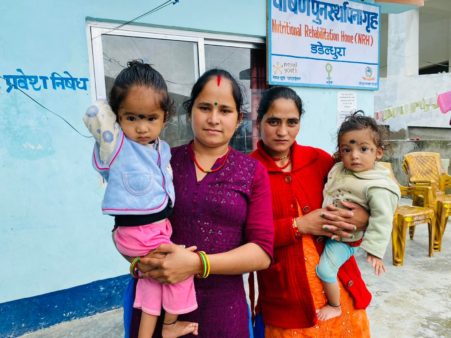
top-left (292, 218), bottom-right (302, 239)
top-left (205, 252), bottom-right (211, 277)
top-left (197, 251), bottom-right (206, 277)
top-left (129, 256), bottom-right (141, 278)
top-left (196, 251), bottom-right (210, 278)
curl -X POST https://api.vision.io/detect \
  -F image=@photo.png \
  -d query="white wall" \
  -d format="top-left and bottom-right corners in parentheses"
top-left (375, 73), bottom-right (451, 133)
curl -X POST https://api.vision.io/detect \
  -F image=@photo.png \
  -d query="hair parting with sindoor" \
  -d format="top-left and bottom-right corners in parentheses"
top-left (183, 68), bottom-right (245, 118)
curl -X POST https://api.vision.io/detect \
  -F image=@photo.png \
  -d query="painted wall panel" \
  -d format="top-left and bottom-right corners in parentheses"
top-left (0, 0), bottom-right (267, 306)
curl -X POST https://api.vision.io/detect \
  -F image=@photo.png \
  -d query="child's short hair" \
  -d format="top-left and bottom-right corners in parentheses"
top-left (108, 60), bottom-right (174, 121)
top-left (337, 110), bottom-right (387, 149)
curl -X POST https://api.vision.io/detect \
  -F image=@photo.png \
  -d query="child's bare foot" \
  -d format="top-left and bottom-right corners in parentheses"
top-left (316, 304), bottom-right (342, 321)
top-left (162, 321), bottom-right (198, 338)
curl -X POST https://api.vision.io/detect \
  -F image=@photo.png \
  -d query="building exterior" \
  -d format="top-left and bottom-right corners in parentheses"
top-left (376, 0), bottom-right (451, 180)
top-left (1, 0), bottom-right (445, 336)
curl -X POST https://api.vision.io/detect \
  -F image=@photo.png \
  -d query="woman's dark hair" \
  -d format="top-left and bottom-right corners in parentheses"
top-left (183, 68), bottom-right (244, 117)
top-left (108, 60), bottom-right (174, 121)
top-left (256, 86), bottom-right (304, 122)
top-left (337, 110), bottom-right (387, 149)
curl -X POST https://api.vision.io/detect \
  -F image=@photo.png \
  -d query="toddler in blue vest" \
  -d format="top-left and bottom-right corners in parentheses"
top-left (84, 60), bottom-right (198, 337)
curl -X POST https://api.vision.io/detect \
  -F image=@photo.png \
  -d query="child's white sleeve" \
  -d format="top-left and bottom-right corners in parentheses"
top-left (83, 100), bottom-right (120, 164)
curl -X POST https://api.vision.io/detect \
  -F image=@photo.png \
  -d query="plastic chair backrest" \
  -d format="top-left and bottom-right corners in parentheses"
top-left (380, 161), bottom-right (437, 204)
top-left (403, 152), bottom-right (442, 185)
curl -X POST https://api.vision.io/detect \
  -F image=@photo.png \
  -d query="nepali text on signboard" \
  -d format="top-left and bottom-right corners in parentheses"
top-left (268, 0), bottom-right (380, 90)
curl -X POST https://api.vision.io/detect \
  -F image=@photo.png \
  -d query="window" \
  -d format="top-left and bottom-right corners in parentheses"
top-left (88, 23), bottom-right (266, 152)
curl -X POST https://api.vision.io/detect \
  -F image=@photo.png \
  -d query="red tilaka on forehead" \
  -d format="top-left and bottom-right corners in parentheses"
top-left (217, 74), bottom-right (221, 87)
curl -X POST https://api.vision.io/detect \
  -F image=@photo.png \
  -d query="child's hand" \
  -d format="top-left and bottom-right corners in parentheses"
top-left (366, 254), bottom-right (385, 276)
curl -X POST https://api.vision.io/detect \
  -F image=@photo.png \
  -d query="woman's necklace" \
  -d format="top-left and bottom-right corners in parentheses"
top-left (275, 157), bottom-right (291, 170)
top-left (271, 151), bottom-right (291, 170)
top-left (271, 153), bottom-right (290, 161)
top-left (193, 146), bottom-right (231, 173)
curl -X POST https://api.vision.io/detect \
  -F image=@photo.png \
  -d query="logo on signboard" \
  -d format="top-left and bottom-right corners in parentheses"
top-left (272, 62), bottom-right (301, 83)
top-left (325, 63), bottom-right (333, 84)
top-left (362, 66), bottom-right (375, 81)
top-left (273, 62), bottom-right (283, 75)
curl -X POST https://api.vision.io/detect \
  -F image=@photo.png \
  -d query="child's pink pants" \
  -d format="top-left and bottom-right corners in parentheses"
top-left (114, 219), bottom-right (198, 316)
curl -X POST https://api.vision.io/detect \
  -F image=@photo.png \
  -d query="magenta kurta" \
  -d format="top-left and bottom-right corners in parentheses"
top-left (168, 143), bottom-right (274, 337)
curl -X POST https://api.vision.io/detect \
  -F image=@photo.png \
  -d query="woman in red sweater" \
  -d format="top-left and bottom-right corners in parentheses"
top-left (250, 86), bottom-right (371, 337)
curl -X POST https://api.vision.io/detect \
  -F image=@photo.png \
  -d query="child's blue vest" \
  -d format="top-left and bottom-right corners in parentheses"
top-left (92, 132), bottom-right (175, 215)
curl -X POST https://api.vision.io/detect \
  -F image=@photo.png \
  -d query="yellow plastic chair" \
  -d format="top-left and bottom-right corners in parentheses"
top-left (403, 152), bottom-right (451, 192)
top-left (435, 198), bottom-right (451, 252)
top-left (380, 162), bottom-right (436, 266)
top-left (402, 152), bottom-right (451, 251)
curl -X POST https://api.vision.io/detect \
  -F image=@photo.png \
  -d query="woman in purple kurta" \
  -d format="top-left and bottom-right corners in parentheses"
top-left (137, 69), bottom-right (274, 337)
top-left (168, 143), bottom-right (272, 337)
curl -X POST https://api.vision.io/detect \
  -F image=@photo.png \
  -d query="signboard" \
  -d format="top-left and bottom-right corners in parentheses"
top-left (268, 0), bottom-right (380, 90)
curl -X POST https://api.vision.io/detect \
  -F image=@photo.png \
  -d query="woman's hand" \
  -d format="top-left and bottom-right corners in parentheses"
top-left (322, 201), bottom-right (369, 240)
top-left (295, 202), bottom-right (368, 240)
top-left (138, 244), bottom-right (200, 284)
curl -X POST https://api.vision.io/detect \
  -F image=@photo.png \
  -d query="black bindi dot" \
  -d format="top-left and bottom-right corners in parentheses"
top-left (349, 139), bottom-right (356, 144)
top-left (138, 114), bottom-right (145, 120)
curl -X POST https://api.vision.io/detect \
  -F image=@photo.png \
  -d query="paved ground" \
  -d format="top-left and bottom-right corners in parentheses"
top-left (361, 223), bottom-right (451, 337)
top-left (22, 216), bottom-right (451, 338)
